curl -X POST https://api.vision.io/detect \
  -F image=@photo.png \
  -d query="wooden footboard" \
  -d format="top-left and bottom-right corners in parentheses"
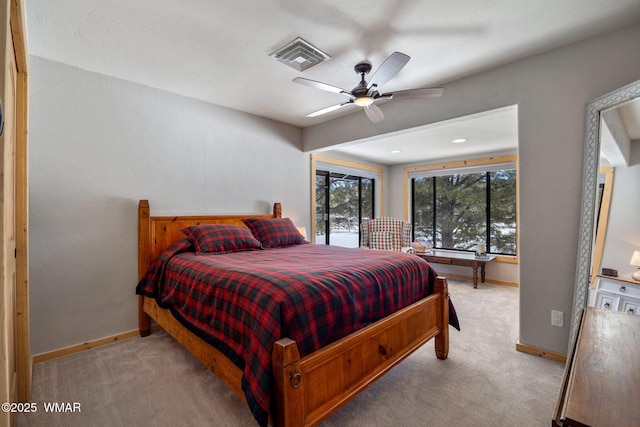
top-left (272, 276), bottom-right (449, 427)
top-left (137, 200), bottom-right (449, 427)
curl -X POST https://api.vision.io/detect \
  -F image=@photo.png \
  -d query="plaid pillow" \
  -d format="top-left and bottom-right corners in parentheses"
top-left (242, 217), bottom-right (306, 249)
top-left (181, 224), bottom-right (262, 254)
top-left (369, 231), bottom-right (394, 251)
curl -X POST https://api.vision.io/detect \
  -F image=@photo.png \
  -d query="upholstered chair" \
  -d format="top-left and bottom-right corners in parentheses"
top-left (360, 217), bottom-right (412, 251)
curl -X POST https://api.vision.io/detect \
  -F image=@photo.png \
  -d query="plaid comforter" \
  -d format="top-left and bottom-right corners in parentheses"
top-left (137, 240), bottom-right (449, 426)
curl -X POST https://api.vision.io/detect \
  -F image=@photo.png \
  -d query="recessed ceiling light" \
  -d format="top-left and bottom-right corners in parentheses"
top-left (389, 149), bottom-right (401, 154)
top-left (452, 138), bottom-right (467, 143)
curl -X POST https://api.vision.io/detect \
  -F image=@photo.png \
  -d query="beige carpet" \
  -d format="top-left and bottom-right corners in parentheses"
top-left (18, 279), bottom-right (565, 427)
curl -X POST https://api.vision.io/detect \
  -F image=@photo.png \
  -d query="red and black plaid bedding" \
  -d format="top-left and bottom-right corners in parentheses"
top-left (137, 240), bottom-right (452, 426)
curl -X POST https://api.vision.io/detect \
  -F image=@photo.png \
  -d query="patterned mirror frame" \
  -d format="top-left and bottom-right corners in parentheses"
top-left (569, 79), bottom-right (640, 353)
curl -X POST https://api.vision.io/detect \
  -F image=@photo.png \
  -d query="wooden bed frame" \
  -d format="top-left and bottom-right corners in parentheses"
top-left (137, 200), bottom-right (450, 427)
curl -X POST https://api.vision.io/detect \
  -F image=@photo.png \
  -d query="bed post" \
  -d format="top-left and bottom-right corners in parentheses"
top-left (138, 200), bottom-right (152, 337)
top-left (434, 276), bottom-right (449, 360)
top-left (272, 338), bottom-right (304, 427)
top-left (273, 202), bottom-right (282, 218)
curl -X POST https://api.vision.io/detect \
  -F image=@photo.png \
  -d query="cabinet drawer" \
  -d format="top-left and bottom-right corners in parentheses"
top-left (597, 278), bottom-right (640, 299)
top-left (594, 292), bottom-right (620, 311)
top-left (620, 298), bottom-right (640, 316)
top-left (423, 256), bottom-right (452, 264)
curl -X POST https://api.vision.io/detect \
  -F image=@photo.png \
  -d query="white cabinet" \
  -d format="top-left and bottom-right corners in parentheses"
top-left (593, 275), bottom-right (640, 315)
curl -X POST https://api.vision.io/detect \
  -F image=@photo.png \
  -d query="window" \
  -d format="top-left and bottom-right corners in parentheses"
top-left (411, 162), bottom-right (516, 256)
top-left (311, 155), bottom-right (382, 248)
top-left (316, 170), bottom-right (374, 247)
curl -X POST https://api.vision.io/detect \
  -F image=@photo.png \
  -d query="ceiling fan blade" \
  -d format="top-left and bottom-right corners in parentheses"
top-left (307, 101), bottom-right (354, 118)
top-left (293, 77), bottom-right (351, 96)
top-left (382, 87), bottom-right (444, 99)
top-left (364, 104), bottom-right (385, 123)
top-left (368, 52), bottom-right (410, 89)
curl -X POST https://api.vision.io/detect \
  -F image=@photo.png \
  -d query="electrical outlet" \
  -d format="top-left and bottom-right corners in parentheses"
top-left (551, 310), bottom-right (563, 327)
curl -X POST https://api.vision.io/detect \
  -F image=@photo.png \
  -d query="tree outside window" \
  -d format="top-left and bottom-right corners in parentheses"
top-left (412, 168), bottom-right (516, 255)
top-left (316, 170), bottom-right (374, 248)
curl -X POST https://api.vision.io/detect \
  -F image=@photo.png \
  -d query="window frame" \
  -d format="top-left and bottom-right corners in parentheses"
top-left (403, 155), bottom-right (518, 262)
top-left (315, 170), bottom-right (374, 246)
top-left (311, 154), bottom-right (384, 245)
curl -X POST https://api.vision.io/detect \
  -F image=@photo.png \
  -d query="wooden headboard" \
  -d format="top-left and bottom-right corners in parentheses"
top-left (137, 200), bottom-right (282, 280)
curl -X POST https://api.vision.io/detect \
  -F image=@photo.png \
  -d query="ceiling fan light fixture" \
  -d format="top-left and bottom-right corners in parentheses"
top-left (292, 51), bottom-right (443, 122)
top-left (354, 96), bottom-right (373, 107)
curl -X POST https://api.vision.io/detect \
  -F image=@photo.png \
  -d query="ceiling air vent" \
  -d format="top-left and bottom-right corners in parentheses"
top-left (270, 37), bottom-right (331, 71)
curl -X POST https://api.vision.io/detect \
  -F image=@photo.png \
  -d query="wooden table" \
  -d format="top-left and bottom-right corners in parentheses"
top-left (415, 251), bottom-right (496, 288)
top-left (553, 307), bottom-right (640, 426)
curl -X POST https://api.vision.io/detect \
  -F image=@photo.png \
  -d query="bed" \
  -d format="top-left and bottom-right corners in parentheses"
top-left (136, 200), bottom-right (455, 427)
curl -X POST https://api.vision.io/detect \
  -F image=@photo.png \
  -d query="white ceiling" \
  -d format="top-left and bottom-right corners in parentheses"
top-left (24, 0), bottom-right (640, 164)
top-left (330, 105), bottom-right (518, 165)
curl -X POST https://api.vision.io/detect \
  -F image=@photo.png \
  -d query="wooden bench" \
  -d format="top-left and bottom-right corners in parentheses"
top-left (415, 251), bottom-right (496, 288)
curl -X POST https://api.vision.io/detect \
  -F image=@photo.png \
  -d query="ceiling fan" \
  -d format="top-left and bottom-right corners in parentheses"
top-left (293, 52), bottom-right (443, 123)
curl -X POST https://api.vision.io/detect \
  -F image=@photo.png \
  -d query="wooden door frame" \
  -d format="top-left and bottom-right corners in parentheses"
top-left (10, 0), bottom-right (30, 402)
top-left (589, 166), bottom-right (613, 288)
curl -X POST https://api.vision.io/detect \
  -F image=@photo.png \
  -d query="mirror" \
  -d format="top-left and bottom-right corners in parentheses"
top-left (570, 78), bottom-right (640, 351)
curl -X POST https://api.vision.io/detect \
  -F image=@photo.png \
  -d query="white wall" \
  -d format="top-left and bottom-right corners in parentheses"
top-left (303, 25), bottom-right (640, 355)
top-left (29, 57), bottom-right (309, 355)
